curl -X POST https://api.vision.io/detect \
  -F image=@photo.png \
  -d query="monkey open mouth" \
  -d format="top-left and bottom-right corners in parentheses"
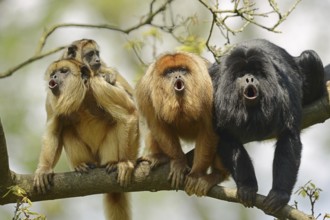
top-left (174, 78), bottom-right (185, 92)
top-left (243, 85), bottom-right (259, 105)
top-left (49, 79), bottom-right (58, 89)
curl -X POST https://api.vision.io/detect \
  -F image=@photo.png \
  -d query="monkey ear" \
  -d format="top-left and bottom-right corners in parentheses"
top-left (67, 45), bottom-right (78, 58)
top-left (80, 65), bottom-right (91, 81)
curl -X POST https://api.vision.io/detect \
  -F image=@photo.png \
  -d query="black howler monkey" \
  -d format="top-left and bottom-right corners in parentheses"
top-left (210, 39), bottom-right (325, 213)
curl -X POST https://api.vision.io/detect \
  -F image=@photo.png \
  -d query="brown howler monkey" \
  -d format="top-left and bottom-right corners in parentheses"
top-left (34, 59), bottom-right (139, 220)
top-left (61, 38), bottom-right (134, 97)
top-left (135, 51), bottom-right (229, 196)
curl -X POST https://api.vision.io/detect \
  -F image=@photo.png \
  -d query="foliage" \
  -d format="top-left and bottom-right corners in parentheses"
top-left (294, 180), bottom-right (330, 220)
top-left (3, 186), bottom-right (46, 220)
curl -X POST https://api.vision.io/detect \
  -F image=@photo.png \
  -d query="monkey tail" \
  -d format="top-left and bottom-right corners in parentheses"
top-left (103, 193), bottom-right (131, 220)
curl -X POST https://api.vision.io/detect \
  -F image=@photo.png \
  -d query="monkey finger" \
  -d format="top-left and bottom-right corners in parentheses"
top-left (105, 162), bottom-right (118, 174)
top-left (74, 163), bottom-right (90, 173)
top-left (33, 176), bottom-right (42, 193)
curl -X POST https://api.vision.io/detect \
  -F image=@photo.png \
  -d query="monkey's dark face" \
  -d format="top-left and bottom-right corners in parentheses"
top-left (237, 73), bottom-right (260, 106)
top-left (83, 49), bottom-right (101, 71)
top-left (164, 66), bottom-right (188, 94)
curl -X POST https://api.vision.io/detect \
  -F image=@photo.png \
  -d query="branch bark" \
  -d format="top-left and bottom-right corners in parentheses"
top-left (0, 163), bottom-right (315, 220)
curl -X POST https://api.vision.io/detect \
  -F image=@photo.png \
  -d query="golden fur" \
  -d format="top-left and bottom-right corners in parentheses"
top-left (136, 51), bottom-right (228, 196)
top-left (34, 59), bottom-right (139, 220)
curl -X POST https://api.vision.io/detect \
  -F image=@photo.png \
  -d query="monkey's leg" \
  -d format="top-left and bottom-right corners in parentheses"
top-left (185, 129), bottom-right (217, 196)
top-left (142, 126), bottom-right (189, 189)
top-left (218, 132), bottom-right (258, 208)
top-left (263, 129), bottom-right (302, 214)
top-left (62, 130), bottom-right (96, 172)
top-left (98, 119), bottom-right (138, 187)
top-left (138, 130), bottom-right (170, 168)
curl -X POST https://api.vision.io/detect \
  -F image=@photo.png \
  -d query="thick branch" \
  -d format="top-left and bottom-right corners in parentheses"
top-left (0, 118), bottom-right (12, 187)
top-left (0, 163), bottom-right (314, 220)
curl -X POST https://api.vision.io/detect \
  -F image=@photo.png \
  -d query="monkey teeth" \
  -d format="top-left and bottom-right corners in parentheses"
top-left (174, 78), bottom-right (185, 92)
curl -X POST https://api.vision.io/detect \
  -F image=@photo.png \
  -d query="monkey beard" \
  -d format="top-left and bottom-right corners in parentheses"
top-left (51, 75), bottom-right (87, 116)
top-left (214, 74), bottom-right (290, 140)
top-left (151, 73), bottom-right (213, 124)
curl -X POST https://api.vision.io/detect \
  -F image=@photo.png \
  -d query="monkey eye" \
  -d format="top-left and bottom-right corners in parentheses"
top-left (177, 66), bottom-right (188, 72)
top-left (85, 50), bottom-right (99, 58)
top-left (60, 67), bottom-right (69, 74)
top-left (164, 66), bottom-right (189, 75)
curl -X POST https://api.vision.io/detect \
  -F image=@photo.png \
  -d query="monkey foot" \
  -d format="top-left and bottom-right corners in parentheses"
top-left (105, 160), bottom-right (135, 187)
top-left (168, 159), bottom-right (190, 190)
top-left (117, 160), bottom-right (135, 187)
top-left (134, 160), bottom-right (152, 182)
top-left (185, 172), bottom-right (223, 197)
top-left (137, 153), bottom-right (170, 169)
top-left (237, 185), bottom-right (258, 208)
top-left (263, 189), bottom-right (290, 214)
top-left (74, 162), bottom-right (97, 173)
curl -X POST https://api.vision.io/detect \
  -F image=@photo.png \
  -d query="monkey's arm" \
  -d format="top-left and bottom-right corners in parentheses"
top-left (90, 75), bottom-right (136, 120)
top-left (99, 67), bottom-right (134, 98)
top-left (185, 123), bottom-right (220, 196)
top-left (34, 116), bottom-right (63, 193)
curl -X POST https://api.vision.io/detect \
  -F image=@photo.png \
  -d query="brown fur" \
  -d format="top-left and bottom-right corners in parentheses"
top-left (34, 59), bottom-right (139, 220)
top-left (135, 51), bottom-right (229, 196)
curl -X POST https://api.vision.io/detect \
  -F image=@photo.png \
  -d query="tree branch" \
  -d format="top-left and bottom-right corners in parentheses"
top-left (0, 0), bottom-right (174, 79)
top-left (0, 118), bottom-right (12, 187)
top-left (0, 163), bottom-right (315, 220)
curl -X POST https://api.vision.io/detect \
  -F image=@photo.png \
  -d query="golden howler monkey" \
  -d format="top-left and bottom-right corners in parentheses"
top-left (34, 59), bottom-right (139, 220)
top-left (136, 51), bottom-right (229, 196)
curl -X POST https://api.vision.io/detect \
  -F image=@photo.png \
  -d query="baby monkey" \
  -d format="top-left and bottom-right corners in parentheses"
top-left (61, 38), bottom-right (133, 96)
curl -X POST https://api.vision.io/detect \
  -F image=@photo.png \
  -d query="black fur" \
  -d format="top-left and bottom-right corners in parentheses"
top-left (324, 64), bottom-right (330, 82)
top-left (210, 39), bottom-right (324, 213)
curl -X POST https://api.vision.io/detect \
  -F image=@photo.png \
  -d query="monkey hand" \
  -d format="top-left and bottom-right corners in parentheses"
top-left (105, 160), bottom-right (135, 187)
top-left (237, 185), bottom-right (258, 208)
top-left (168, 158), bottom-right (190, 190)
top-left (74, 162), bottom-right (97, 173)
top-left (33, 166), bottom-right (54, 194)
top-left (185, 171), bottom-right (223, 197)
top-left (100, 73), bottom-right (116, 85)
top-left (263, 189), bottom-right (290, 214)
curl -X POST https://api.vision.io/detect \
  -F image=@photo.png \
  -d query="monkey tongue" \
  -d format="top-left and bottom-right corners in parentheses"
top-left (174, 78), bottom-right (185, 92)
top-left (48, 79), bottom-right (58, 89)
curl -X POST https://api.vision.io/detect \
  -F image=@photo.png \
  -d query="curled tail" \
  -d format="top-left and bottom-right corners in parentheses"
top-left (103, 193), bottom-right (131, 220)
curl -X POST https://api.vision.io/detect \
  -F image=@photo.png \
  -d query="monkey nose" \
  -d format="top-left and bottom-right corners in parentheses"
top-left (174, 78), bottom-right (185, 92)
